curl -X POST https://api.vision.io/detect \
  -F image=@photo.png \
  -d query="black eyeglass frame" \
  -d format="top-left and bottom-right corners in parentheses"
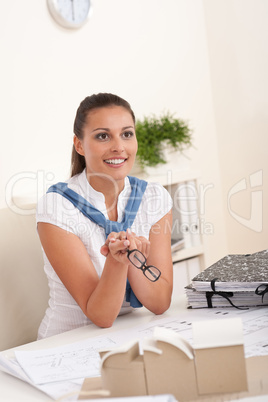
top-left (127, 249), bottom-right (161, 282)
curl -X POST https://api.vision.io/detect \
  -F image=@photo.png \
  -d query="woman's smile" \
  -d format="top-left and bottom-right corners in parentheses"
top-left (104, 157), bottom-right (128, 167)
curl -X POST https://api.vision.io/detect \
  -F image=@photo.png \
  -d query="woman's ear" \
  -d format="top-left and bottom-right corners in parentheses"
top-left (73, 135), bottom-right (85, 156)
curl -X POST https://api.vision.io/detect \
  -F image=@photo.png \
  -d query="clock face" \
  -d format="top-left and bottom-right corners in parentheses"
top-left (47, 0), bottom-right (92, 29)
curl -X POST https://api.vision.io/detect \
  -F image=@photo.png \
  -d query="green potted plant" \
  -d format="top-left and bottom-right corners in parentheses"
top-left (134, 112), bottom-right (192, 172)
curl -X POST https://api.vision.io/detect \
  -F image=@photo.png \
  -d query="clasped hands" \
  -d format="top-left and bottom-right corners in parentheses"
top-left (100, 228), bottom-right (150, 266)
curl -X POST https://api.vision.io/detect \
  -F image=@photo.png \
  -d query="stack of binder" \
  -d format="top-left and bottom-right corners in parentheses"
top-left (185, 249), bottom-right (268, 309)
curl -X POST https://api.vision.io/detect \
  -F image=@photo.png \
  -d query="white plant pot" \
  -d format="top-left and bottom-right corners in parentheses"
top-left (131, 144), bottom-right (190, 178)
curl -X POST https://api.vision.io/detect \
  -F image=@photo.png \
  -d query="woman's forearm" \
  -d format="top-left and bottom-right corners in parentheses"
top-left (127, 266), bottom-right (172, 314)
top-left (85, 254), bottom-right (129, 327)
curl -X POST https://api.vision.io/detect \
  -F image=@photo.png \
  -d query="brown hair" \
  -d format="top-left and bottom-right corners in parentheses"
top-left (71, 93), bottom-right (136, 177)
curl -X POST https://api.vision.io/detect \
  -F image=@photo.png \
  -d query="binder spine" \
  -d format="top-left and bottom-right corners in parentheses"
top-left (175, 182), bottom-right (192, 249)
top-left (186, 180), bottom-right (201, 247)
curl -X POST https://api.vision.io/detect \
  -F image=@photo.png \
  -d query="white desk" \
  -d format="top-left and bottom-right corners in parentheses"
top-left (1, 296), bottom-right (267, 402)
top-left (0, 297), bottom-right (187, 401)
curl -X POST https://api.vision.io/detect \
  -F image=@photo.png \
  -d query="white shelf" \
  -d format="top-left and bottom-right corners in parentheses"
top-left (137, 169), bottom-right (200, 186)
top-left (172, 245), bottom-right (204, 263)
top-left (136, 169), bottom-right (205, 268)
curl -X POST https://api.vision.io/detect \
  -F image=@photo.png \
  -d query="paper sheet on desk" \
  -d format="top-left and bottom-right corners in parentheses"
top-left (14, 335), bottom-right (119, 384)
top-left (0, 353), bottom-right (84, 400)
top-left (132, 306), bottom-right (268, 358)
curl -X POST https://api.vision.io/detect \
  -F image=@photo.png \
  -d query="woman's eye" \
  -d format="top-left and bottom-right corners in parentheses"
top-left (96, 133), bottom-right (109, 141)
top-left (122, 131), bottom-right (134, 139)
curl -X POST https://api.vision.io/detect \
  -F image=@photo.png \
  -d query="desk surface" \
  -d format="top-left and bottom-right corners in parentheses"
top-left (1, 296), bottom-right (267, 402)
top-left (0, 297), bottom-right (187, 401)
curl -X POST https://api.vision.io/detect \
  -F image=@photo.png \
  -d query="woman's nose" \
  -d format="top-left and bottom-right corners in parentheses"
top-left (111, 138), bottom-right (124, 153)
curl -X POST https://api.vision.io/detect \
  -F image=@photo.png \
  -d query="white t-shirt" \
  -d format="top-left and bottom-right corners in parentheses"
top-left (36, 169), bottom-right (172, 339)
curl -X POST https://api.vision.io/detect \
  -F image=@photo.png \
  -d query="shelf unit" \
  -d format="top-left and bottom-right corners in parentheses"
top-left (136, 169), bottom-right (205, 271)
top-left (172, 245), bottom-right (204, 264)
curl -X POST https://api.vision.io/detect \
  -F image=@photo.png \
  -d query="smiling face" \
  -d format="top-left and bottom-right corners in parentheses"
top-left (74, 105), bottom-right (138, 190)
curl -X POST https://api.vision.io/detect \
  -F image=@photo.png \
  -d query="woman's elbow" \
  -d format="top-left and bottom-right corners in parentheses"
top-left (98, 320), bottom-right (114, 329)
top-left (154, 304), bottom-right (170, 315)
top-left (151, 297), bottom-right (172, 315)
top-left (86, 310), bottom-right (117, 328)
top-left (91, 316), bottom-right (115, 328)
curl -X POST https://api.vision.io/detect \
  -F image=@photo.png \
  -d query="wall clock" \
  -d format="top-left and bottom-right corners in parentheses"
top-left (47, 0), bottom-right (92, 29)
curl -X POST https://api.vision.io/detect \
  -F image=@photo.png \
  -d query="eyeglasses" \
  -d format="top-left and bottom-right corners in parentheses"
top-left (127, 249), bottom-right (161, 282)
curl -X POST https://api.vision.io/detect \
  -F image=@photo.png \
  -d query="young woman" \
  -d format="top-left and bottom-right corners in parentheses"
top-left (36, 93), bottom-right (173, 339)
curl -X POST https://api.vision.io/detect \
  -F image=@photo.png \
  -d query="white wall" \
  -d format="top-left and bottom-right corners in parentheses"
top-left (4, 0), bottom-right (255, 267)
top-left (204, 0), bottom-right (268, 255)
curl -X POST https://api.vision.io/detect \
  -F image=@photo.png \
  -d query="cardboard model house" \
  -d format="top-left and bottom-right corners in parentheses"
top-left (100, 341), bottom-right (147, 397)
top-left (192, 318), bottom-right (247, 395)
top-left (98, 318), bottom-right (247, 401)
